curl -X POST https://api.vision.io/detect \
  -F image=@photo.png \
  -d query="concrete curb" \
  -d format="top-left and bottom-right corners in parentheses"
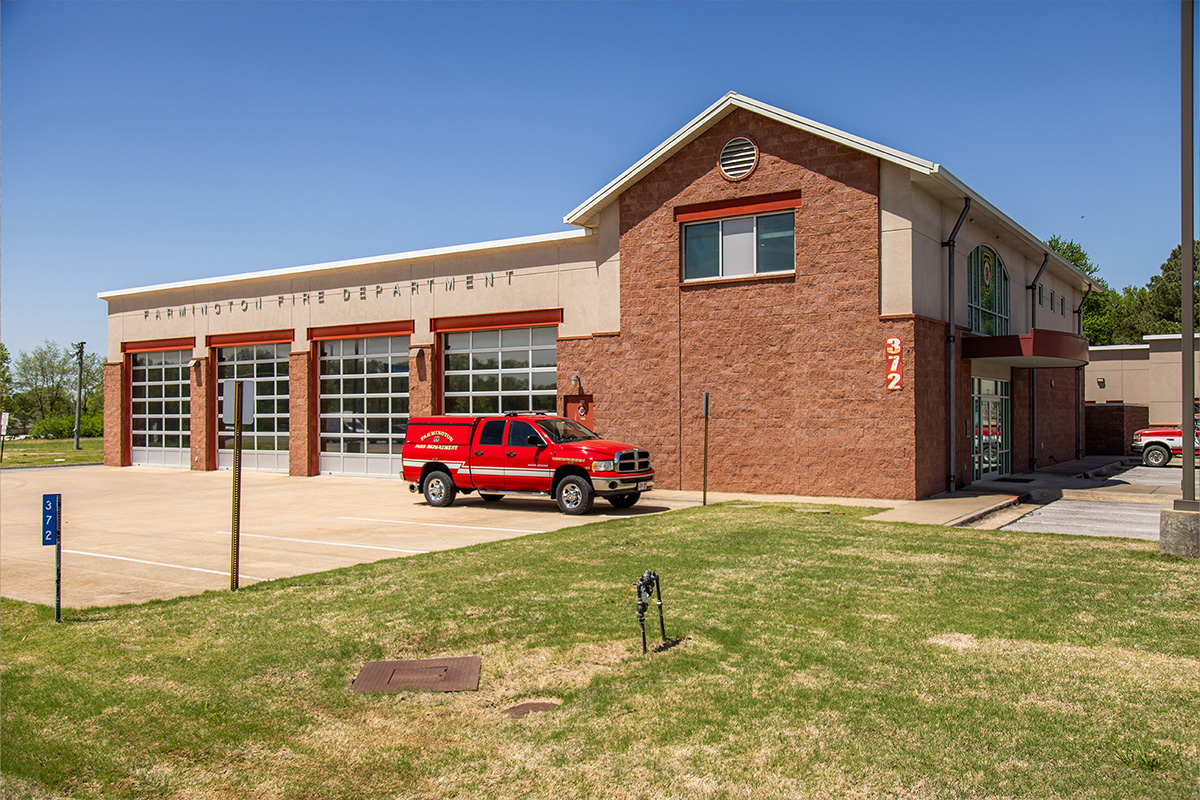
top-left (941, 495), bottom-right (1023, 527)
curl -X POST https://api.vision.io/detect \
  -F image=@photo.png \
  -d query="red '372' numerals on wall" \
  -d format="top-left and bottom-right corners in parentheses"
top-left (885, 337), bottom-right (902, 390)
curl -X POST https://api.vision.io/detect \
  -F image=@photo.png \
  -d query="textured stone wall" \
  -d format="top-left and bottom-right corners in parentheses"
top-left (288, 352), bottom-right (314, 476)
top-left (102, 362), bottom-right (127, 467)
top-left (189, 358), bottom-right (213, 471)
top-left (909, 316), bottom-right (948, 498)
top-left (585, 108), bottom-right (927, 499)
top-left (1011, 367), bottom-right (1084, 471)
top-left (409, 346), bottom-right (434, 416)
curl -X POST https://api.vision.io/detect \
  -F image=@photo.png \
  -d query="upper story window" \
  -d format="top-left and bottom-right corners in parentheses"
top-left (967, 245), bottom-right (1009, 336)
top-left (682, 211), bottom-right (795, 280)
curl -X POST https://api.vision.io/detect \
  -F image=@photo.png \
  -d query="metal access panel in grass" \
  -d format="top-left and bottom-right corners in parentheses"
top-left (352, 656), bottom-right (482, 693)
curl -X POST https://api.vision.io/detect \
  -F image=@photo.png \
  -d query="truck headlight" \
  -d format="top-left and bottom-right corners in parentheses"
top-left (591, 460), bottom-right (615, 472)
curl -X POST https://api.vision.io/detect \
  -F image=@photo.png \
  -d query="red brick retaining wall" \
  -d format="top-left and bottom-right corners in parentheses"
top-left (1085, 402), bottom-right (1148, 456)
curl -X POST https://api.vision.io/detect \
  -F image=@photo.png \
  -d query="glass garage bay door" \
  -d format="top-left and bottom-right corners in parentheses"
top-left (130, 348), bottom-right (191, 467)
top-left (216, 343), bottom-right (290, 473)
top-left (318, 335), bottom-right (410, 477)
top-left (443, 327), bottom-right (557, 415)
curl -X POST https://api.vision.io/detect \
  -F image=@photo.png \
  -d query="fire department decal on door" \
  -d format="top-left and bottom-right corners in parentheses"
top-left (886, 338), bottom-right (903, 390)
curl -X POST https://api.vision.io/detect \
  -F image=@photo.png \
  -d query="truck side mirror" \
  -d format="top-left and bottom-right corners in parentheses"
top-left (527, 436), bottom-right (544, 447)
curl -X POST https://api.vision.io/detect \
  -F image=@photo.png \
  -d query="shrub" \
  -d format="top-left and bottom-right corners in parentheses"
top-left (29, 412), bottom-right (102, 439)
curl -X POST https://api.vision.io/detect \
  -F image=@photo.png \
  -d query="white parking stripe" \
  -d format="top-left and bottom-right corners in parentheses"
top-left (63, 550), bottom-right (268, 582)
top-left (337, 516), bottom-right (542, 534)
top-left (218, 532), bottom-right (428, 554)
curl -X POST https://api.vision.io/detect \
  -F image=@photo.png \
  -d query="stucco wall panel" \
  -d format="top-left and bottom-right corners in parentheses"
top-left (103, 236), bottom-right (609, 355)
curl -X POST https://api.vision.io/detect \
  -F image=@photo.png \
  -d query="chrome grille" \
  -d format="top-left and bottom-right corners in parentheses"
top-left (615, 449), bottom-right (651, 473)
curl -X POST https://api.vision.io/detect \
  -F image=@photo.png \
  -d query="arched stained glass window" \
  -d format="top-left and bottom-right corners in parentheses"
top-left (967, 245), bottom-right (1009, 336)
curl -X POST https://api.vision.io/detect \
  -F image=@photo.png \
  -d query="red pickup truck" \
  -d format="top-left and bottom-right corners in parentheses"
top-left (1131, 415), bottom-right (1200, 467)
top-left (401, 414), bottom-right (654, 515)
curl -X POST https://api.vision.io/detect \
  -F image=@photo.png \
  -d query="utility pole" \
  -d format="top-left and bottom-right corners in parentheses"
top-left (1179, 0), bottom-right (1196, 511)
top-left (72, 342), bottom-right (85, 451)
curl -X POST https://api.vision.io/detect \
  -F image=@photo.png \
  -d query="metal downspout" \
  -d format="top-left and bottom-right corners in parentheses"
top-left (1074, 284), bottom-right (1093, 460)
top-left (1027, 254), bottom-right (1049, 472)
top-left (943, 198), bottom-right (971, 493)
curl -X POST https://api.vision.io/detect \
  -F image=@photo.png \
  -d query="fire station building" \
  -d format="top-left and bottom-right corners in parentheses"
top-left (100, 93), bottom-right (1092, 500)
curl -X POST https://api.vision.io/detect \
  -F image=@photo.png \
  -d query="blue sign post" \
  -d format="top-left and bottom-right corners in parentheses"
top-left (42, 493), bottom-right (62, 623)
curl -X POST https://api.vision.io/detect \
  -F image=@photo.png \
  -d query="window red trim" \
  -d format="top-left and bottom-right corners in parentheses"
top-left (205, 329), bottom-right (295, 348)
top-left (674, 191), bottom-right (803, 223)
top-left (431, 308), bottom-right (563, 333)
top-left (121, 336), bottom-right (195, 354)
top-left (308, 320), bottom-right (415, 342)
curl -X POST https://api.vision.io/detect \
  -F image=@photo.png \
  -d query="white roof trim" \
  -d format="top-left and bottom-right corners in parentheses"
top-left (98, 229), bottom-right (592, 300)
top-left (564, 92), bottom-right (935, 230)
top-left (1089, 344), bottom-right (1151, 351)
top-left (1143, 333), bottom-right (1200, 341)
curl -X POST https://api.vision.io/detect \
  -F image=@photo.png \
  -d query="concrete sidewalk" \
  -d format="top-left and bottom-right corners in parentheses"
top-left (865, 456), bottom-right (1197, 528)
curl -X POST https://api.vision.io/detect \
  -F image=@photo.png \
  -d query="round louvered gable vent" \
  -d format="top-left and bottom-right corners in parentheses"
top-left (719, 137), bottom-right (758, 180)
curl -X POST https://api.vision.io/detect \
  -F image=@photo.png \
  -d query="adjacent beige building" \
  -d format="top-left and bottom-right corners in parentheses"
top-left (1087, 334), bottom-right (1200, 425)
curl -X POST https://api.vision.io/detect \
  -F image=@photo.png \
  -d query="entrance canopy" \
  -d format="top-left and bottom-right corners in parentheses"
top-left (962, 328), bottom-right (1089, 369)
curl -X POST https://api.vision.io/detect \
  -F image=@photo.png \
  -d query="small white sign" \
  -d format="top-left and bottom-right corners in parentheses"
top-left (221, 380), bottom-right (256, 426)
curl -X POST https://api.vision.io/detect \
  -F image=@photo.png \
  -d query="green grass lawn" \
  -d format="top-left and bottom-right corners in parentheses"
top-left (2, 503), bottom-right (1196, 799)
top-left (0, 437), bottom-right (103, 468)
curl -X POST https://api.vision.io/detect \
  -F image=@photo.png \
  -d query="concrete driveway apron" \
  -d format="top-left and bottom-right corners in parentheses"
top-left (0, 465), bottom-right (688, 609)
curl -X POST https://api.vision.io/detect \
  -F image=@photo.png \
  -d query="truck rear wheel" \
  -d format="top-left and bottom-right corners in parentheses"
top-left (556, 475), bottom-right (594, 515)
top-left (1143, 445), bottom-right (1171, 467)
top-left (606, 493), bottom-right (640, 509)
top-left (423, 471), bottom-right (458, 507)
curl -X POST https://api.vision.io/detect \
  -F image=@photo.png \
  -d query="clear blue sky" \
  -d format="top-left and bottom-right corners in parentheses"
top-left (1, 0), bottom-right (1193, 359)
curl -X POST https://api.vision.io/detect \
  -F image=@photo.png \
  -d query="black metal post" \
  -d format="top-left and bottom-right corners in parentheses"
top-left (231, 381), bottom-right (242, 591)
top-left (655, 576), bottom-right (666, 641)
top-left (55, 511), bottom-right (62, 624)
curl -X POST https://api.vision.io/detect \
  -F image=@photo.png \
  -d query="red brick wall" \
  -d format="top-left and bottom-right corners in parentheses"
top-left (189, 357), bottom-right (214, 471)
top-left (584, 108), bottom-right (923, 499)
top-left (1010, 367), bottom-right (1083, 471)
top-left (102, 362), bottom-right (128, 467)
top-left (409, 345), bottom-right (434, 416)
top-left (912, 316), bottom-right (949, 497)
top-left (1085, 402), bottom-right (1147, 456)
top-left (288, 352), bottom-right (314, 476)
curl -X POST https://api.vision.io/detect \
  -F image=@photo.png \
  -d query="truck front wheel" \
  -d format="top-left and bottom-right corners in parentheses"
top-left (556, 476), bottom-right (594, 515)
top-left (606, 493), bottom-right (640, 509)
top-left (1143, 445), bottom-right (1171, 467)
top-left (423, 471), bottom-right (458, 507)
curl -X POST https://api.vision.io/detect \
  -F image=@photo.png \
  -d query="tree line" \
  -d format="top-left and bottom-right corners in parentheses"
top-left (0, 341), bottom-right (105, 438)
top-left (1050, 237), bottom-right (1200, 346)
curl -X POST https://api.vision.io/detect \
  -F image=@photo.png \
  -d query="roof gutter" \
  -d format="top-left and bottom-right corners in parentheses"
top-left (1027, 253), bottom-right (1049, 472)
top-left (1073, 283), bottom-right (1093, 336)
top-left (943, 197), bottom-right (971, 494)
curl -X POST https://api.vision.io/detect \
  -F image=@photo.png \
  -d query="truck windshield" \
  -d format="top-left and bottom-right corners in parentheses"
top-left (536, 418), bottom-right (600, 443)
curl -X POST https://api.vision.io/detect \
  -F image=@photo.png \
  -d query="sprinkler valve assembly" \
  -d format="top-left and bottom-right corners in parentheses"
top-left (632, 570), bottom-right (666, 653)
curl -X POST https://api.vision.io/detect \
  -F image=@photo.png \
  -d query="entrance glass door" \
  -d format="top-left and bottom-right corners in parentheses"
top-left (972, 378), bottom-right (1011, 482)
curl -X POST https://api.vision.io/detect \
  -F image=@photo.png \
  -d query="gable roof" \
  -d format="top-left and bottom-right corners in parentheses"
top-left (564, 92), bottom-right (1090, 289)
